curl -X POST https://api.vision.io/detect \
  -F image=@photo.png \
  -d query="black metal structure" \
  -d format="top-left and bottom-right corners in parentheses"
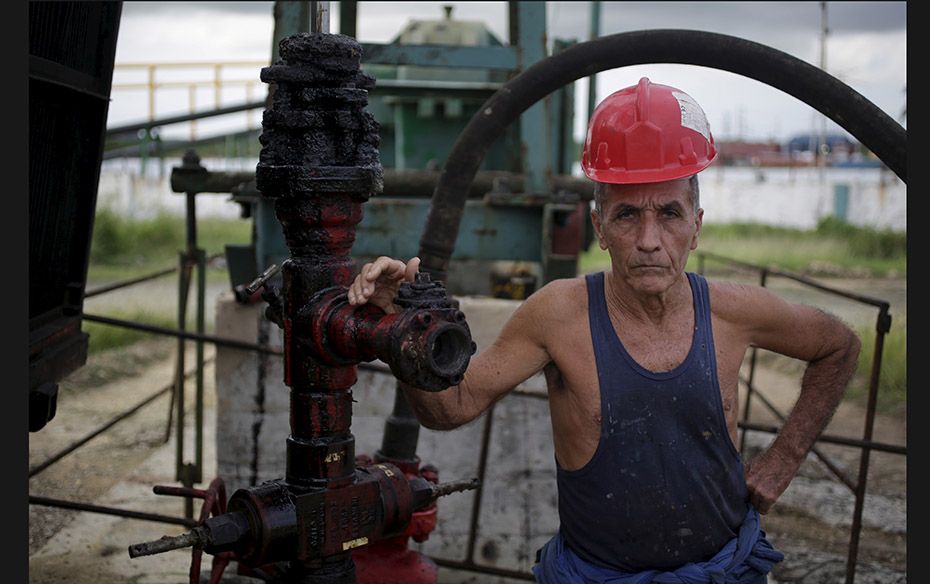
top-left (28, 2), bottom-right (123, 431)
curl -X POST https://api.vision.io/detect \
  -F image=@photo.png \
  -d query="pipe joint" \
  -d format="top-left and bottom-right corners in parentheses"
top-left (300, 277), bottom-right (476, 391)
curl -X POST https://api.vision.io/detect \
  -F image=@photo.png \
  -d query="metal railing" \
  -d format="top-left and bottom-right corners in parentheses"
top-left (112, 60), bottom-right (268, 140)
top-left (695, 250), bottom-right (903, 584)
top-left (30, 245), bottom-right (902, 582)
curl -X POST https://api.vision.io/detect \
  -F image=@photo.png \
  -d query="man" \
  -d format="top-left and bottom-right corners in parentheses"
top-left (348, 78), bottom-right (860, 582)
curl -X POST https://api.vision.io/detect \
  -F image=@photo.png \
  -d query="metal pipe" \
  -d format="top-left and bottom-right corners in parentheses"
top-left (167, 167), bottom-right (595, 202)
top-left (418, 29), bottom-right (905, 281)
top-left (698, 251), bottom-right (891, 310)
top-left (80, 313), bottom-right (392, 377)
top-left (310, 1), bottom-right (330, 33)
top-left (738, 422), bottom-right (905, 455)
top-left (82, 314), bottom-right (284, 355)
top-left (338, 0), bottom-right (356, 37)
top-left (257, 31), bottom-right (380, 579)
top-left (375, 384), bottom-right (421, 463)
top-left (465, 405), bottom-right (496, 564)
top-left (195, 254), bottom-right (207, 488)
top-left (106, 100), bottom-right (266, 136)
top-left (84, 265), bottom-right (179, 298)
top-left (194, 260), bottom-right (206, 483)
top-left (740, 375), bottom-right (857, 493)
top-left (586, 1), bottom-right (600, 120)
top-left (175, 251), bottom-right (194, 518)
top-left (27, 358), bottom-right (214, 478)
top-left (29, 496), bottom-right (200, 528)
top-left (845, 307), bottom-right (891, 583)
top-left (104, 128), bottom-right (260, 161)
top-left (739, 268), bottom-right (768, 456)
top-left (427, 385), bottom-right (905, 457)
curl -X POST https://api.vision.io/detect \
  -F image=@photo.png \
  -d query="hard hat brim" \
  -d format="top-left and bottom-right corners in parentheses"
top-left (582, 156), bottom-right (715, 185)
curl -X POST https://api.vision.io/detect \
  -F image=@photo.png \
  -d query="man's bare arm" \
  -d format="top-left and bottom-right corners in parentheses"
top-left (348, 256), bottom-right (552, 430)
top-left (718, 284), bottom-right (861, 513)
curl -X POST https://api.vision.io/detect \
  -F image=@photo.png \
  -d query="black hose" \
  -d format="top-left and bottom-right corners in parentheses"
top-left (417, 29), bottom-right (907, 279)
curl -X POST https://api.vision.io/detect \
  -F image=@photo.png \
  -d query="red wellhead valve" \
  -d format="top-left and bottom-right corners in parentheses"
top-left (300, 272), bottom-right (477, 391)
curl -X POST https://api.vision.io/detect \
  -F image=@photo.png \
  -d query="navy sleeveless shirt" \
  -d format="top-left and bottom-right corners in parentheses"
top-left (556, 271), bottom-right (748, 572)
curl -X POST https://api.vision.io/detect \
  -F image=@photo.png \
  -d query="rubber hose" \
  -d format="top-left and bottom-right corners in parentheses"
top-left (417, 29), bottom-right (907, 280)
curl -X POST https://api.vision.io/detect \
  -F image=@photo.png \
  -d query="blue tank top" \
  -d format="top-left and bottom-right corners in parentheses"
top-left (556, 271), bottom-right (748, 572)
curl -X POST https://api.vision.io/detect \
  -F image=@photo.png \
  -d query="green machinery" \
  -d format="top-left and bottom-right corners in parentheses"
top-left (193, 1), bottom-right (596, 297)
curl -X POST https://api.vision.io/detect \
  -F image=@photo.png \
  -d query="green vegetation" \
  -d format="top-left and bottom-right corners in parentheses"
top-left (579, 219), bottom-right (906, 278)
top-left (849, 316), bottom-right (906, 413)
top-left (88, 211), bottom-right (905, 408)
top-left (84, 308), bottom-right (178, 355)
top-left (88, 208), bottom-right (251, 282)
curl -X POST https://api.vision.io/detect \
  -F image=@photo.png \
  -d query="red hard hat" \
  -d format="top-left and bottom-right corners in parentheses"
top-left (581, 77), bottom-right (717, 184)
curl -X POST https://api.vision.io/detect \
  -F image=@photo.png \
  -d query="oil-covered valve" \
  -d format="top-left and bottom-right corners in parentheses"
top-left (300, 272), bottom-right (477, 391)
top-left (128, 465), bottom-right (479, 566)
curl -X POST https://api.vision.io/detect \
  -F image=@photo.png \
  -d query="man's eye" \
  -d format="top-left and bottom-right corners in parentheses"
top-left (662, 209), bottom-right (680, 218)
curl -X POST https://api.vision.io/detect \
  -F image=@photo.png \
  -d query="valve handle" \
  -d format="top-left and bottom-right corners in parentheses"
top-left (244, 263), bottom-right (282, 295)
top-left (128, 526), bottom-right (209, 558)
top-left (431, 476), bottom-right (480, 498)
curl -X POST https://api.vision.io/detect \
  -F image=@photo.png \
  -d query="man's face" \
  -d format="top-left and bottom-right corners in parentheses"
top-left (591, 178), bottom-right (703, 296)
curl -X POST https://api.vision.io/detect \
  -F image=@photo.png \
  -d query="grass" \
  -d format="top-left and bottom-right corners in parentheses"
top-left (87, 208), bottom-right (251, 283)
top-left (579, 218), bottom-right (906, 278)
top-left (849, 316), bottom-right (906, 413)
top-left (88, 210), bottom-right (905, 409)
top-left (750, 317), bottom-right (906, 413)
top-left (84, 209), bottom-right (249, 362)
top-left (90, 208), bottom-right (251, 270)
top-left (84, 308), bottom-right (179, 355)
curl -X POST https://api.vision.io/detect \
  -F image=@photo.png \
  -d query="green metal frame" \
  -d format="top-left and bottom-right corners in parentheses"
top-left (252, 1), bottom-right (581, 284)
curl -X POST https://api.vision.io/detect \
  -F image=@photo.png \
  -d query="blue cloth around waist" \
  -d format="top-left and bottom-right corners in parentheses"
top-left (532, 505), bottom-right (783, 584)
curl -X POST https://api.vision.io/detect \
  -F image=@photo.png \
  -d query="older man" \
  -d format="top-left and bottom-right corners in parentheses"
top-left (348, 78), bottom-right (860, 582)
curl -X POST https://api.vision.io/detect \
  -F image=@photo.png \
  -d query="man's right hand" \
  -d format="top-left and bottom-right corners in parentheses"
top-left (347, 256), bottom-right (420, 314)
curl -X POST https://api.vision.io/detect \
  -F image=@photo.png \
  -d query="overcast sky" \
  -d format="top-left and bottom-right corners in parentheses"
top-left (108, 1), bottom-right (906, 145)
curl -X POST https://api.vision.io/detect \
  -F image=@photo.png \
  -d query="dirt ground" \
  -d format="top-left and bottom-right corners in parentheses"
top-left (28, 274), bottom-right (907, 583)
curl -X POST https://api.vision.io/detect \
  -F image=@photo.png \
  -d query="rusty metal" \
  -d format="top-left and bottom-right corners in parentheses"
top-left (105, 99), bottom-right (266, 138)
top-left (83, 313), bottom-right (284, 355)
top-left (254, 31), bottom-right (476, 580)
top-left (696, 250), bottom-right (902, 583)
top-left (352, 388), bottom-right (443, 583)
top-left (129, 478), bottom-right (236, 584)
top-left (29, 495), bottom-right (199, 528)
top-left (845, 304), bottom-right (891, 584)
top-left (303, 278), bottom-right (474, 391)
top-left (465, 404), bottom-right (496, 565)
top-left (740, 375), bottom-right (858, 492)
top-left (83, 265), bottom-right (178, 298)
top-left (29, 356), bottom-right (217, 478)
top-left (129, 528), bottom-right (209, 558)
top-left (244, 263), bottom-right (282, 296)
top-left (81, 313), bottom-right (395, 376)
top-left (128, 32), bottom-right (478, 583)
top-left (697, 251), bottom-right (891, 309)
top-left (737, 421), bottom-right (906, 455)
top-left (128, 465), bottom-right (479, 564)
top-left (739, 268), bottom-right (768, 456)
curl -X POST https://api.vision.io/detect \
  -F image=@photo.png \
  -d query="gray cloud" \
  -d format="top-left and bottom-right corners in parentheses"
top-left (110, 1), bottom-right (904, 140)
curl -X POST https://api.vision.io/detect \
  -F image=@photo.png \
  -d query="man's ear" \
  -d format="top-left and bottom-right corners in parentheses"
top-left (591, 208), bottom-right (607, 250)
top-left (690, 208), bottom-right (704, 251)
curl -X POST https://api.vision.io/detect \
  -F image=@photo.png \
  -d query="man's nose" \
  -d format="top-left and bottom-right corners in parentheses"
top-left (636, 214), bottom-right (662, 252)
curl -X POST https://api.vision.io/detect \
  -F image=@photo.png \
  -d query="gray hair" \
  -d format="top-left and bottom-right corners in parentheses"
top-left (593, 174), bottom-right (700, 216)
